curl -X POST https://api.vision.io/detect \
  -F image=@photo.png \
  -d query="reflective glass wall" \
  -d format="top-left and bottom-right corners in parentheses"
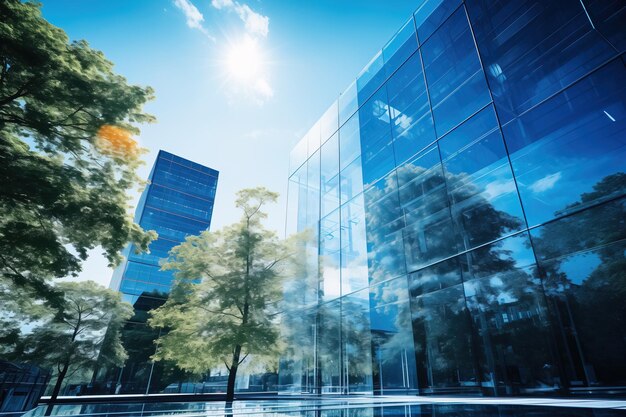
top-left (97, 150), bottom-right (218, 394)
top-left (281, 0), bottom-right (626, 396)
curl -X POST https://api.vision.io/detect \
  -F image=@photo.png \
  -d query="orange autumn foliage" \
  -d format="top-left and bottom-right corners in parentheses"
top-left (96, 125), bottom-right (139, 158)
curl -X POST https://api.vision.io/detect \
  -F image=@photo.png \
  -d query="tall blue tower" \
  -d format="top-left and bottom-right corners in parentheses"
top-left (105, 150), bottom-right (219, 394)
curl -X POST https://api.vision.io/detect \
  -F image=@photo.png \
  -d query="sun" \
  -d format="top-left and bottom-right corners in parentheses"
top-left (217, 34), bottom-right (274, 102)
top-left (224, 36), bottom-right (265, 82)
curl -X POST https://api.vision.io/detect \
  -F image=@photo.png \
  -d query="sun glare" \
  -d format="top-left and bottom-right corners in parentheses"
top-left (225, 36), bottom-right (264, 82)
top-left (218, 35), bottom-right (274, 102)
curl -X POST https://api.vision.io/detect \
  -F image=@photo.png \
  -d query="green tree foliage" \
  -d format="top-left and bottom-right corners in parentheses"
top-left (150, 188), bottom-right (294, 402)
top-left (10, 281), bottom-right (133, 402)
top-left (0, 0), bottom-right (156, 305)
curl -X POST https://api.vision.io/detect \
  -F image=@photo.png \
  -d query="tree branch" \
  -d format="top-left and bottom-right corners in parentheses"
top-left (197, 305), bottom-right (242, 320)
top-left (55, 105), bottom-right (86, 124)
top-left (201, 267), bottom-right (217, 281)
top-left (0, 82), bottom-right (30, 107)
top-left (234, 303), bottom-right (244, 317)
top-left (237, 352), bottom-right (249, 365)
top-left (0, 253), bottom-right (29, 283)
top-left (245, 200), bottom-right (264, 221)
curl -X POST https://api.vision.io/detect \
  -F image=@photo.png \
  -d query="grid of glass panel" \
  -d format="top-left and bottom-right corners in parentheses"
top-left (118, 150), bottom-right (218, 300)
top-left (283, 0), bottom-right (626, 396)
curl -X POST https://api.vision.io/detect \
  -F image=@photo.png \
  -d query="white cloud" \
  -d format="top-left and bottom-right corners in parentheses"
top-left (234, 4), bottom-right (269, 37)
top-left (529, 172), bottom-right (562, 193)
top-left (210, 0), bottom-right (270, 37)
top-left (173, 0), bottom-right (214, 40)
top-left (174, 0), bottom-right (203, 29)
top-left (211, 0), bottom-right (234, 9)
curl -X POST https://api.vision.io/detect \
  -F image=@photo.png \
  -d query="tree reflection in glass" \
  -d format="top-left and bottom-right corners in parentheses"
top-left (532, 173), bottom-right (626, 388)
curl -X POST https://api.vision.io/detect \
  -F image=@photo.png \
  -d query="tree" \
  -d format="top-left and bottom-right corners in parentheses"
top-left (150, 188), bottom-right (293, 403)
top-left (0, 277), bottom-right (49, 357)
top-left (0, 0), bottom-right (156, 306)
top-left (12, 281), bottom-right (133, 404)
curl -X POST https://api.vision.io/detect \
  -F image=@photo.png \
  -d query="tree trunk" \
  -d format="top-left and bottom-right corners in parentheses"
top-left (45, 363), bottom-right (69, 416)
top-left (225, 344), bottom-right (242, 403)
top-left (225, 215), bottom-right (251, 406)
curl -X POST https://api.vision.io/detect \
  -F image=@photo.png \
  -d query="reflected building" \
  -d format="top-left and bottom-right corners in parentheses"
top-left (280, 0), bottom-right (626, 396)
top-left (102, 150), bottom-right (218, 394)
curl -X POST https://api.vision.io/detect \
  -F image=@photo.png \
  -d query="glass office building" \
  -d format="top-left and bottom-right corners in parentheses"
top-left (281, 0), bottom-right (625, 396)
top-left (104, 150), bottom-right (219, 394)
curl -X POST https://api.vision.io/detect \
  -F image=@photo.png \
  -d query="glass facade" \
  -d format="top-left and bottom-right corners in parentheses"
top-left (100, 150), bottom-right (218, 394)
top-left (282, 0), bottom-right (626, 396)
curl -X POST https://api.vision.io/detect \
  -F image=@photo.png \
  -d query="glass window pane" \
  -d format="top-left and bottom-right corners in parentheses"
top-left (318, 300), bottom-right (342, 392)
top-left (440, 105), bottom-right (525, 250)
top-left (287, 165), bottom-right (308, 234)
top-left (362, 137), bottom-right (395, 187)
top-left (463, 267), bottom-right (554, 394)
top-left (320, 101), bottom-right (339, 143)
top-left (359, 88), bottom-right (392, 147)
top-left (320, 208), bottom-right (341, 301)
top-left (340, 156), bottom-right (363, 205)
top-left (409, 256), bottom-right (462, 297)
top-left (128, 237), bottom-right (177, 265)
top-left (530, 197), bottom-right (626, 387)
top-left (461, 231), bottom-right (537, 281)
top-left (152, 159), bottom-right (218, 199)
top-left (581, 0), bottom-right (626, 53)
top-left (409, 283), bottom-right (479, 393)
top-left (286, 167), bottom-right (304, 236)
top-left (339, 81), bottom-right (358, 127)
top-left (306, 121), bottom-right (321, 158)
top-left (340, 194), bottom-right (368, 295)
top-left (503, 60), bottom-right (626, 227)
top-left (341, 289), bottom-right (373, 393)
top-left (364, 172), bottom-right (407, 284)
top-left (321, 133), bottom-right (340, 217)
top-left (421, 7), bottom-right (491, 137)
top-left (382, 18), bottom-right (418, 78)
top-left (531, 197), bottom-right (626, 265)
top-left (305, 151), bottom-right (320, 227)
top-left (289, 137), bottom-right (307, 176)
top-left (358, 88), bottom-right (395, 185)
top-left (299, 152), bottom-right (321, 308)
top-left (466, 0), bottom-right (616, 123)
top-left (140, 209), bottom-right (209, 241)
top-left (278, 308), bottom-right (317, 393)
top-left (339, 112), bottom-right (361, 171)
top-left (321, 173), bottom-right (340, 219)
top-left (397, 146), bottom-right (458, 271)
top-left (386, 52), bottom-right (436, 166)
top-left (357, 50), bottom-right (385, 104)
top-left (145, 185), bottom-right (213, 222)
top-left (370, 276), bottom-right (418, 393)
top-left (414, 0), bottom-right (462, 44)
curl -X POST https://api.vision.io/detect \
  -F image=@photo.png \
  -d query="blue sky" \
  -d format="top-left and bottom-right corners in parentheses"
top-left (40, 0), bottom-right (421, 286)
